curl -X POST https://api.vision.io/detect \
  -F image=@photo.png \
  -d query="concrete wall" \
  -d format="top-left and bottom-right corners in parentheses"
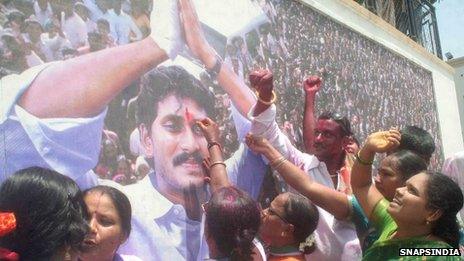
top-left (299, 0), bottom-right (462, 158)
top-left (448, 57), bottom-right (464, 144)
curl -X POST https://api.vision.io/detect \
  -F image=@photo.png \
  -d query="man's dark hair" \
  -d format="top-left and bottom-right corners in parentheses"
top-left (96, 18), bottom-right (110, 28)
top-left (84, 186), bottom-right (132, 238)
top-left (388, 150), bottom-right (427, 181)
top-left (0, 167), bottom-right (89, 260)
top-left (136, 65), bottom-right (216, 129)
top-left (318, 111), bottom-right (353, 137)
top-left (398, 126), bottom-right (435, 164)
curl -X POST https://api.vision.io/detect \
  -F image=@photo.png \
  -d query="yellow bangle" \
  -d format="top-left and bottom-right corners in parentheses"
top-left (255, 90), bottom-right (277, 105)
top-left (355, 152), bottom-right (373, 165)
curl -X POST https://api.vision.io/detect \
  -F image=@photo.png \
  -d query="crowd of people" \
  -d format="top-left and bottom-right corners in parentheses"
top-left (252, 0), bottom-right (442, 167)
top-left (1, 0), bottom-right (462, 260)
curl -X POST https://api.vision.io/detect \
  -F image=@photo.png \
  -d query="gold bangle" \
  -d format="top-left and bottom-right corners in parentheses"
top-left (255, 90), bottom-right (277, 105)
top-left (273, 158), bottom-right (287, 169)
top-left (355, 152), bottom-right (373, 165)
top-left (210, 161), bottom-right (226, 168)
top-left (270, 156), bottom-right (285, 168)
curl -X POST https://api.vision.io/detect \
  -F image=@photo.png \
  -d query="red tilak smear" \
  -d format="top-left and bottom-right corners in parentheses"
top-left (185, 107), bottom-right (193, 123)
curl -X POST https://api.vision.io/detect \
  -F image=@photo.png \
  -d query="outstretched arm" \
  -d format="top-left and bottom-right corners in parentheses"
top-left (246, 134), bottom-right (350, 219)
top-left (20, 38), bottom-right (167, 118)
top-left (19, 0), bottom-right (188, 119)
top-left (179, 0), bottom-right (255, 117)
top-left (351, 129), bottom-right (401, 219)
top-left (302, 76), bottom-right (322, 153)
top-left (198, 118), bottom-right (230, 193)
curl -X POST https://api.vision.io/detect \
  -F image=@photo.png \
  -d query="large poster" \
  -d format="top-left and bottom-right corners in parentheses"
top-left (0, 0), bottom-right (441, 260)
top-left (101, 0), bottom-right (442, 182)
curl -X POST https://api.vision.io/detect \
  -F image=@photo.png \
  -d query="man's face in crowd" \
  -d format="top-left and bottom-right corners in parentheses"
top-left (26, 23), bottom-right (42, 42)
top-left (97, 22), bottom-right (110, 36)
top-left (141, 94), bottom-right (208, 193)
top-left (313, 119), bottom-right (345, 160)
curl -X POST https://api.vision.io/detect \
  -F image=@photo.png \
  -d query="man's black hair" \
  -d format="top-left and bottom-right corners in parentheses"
top-left (318, 111), bottom-right (353, 137)
top-left (398, 125), bottom-right (435, 164)
top-left (136, 65), bottom-right (216, 129)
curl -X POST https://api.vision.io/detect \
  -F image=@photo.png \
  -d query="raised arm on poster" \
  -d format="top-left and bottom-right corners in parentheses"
top-left (249, 69), bottom-right (274, 117)
top-left (197, 118), bottom-right (230, 193)
top-left (179, 0), bottom-right (256, 117)
top-left (351, 129), bottom-right (401, 217)
top-left (302, 76), bottom-right (323, 154)
top-left (18, 0), bottom-right (186, 119)
top-left (246, 134), bottom-right (350, 219)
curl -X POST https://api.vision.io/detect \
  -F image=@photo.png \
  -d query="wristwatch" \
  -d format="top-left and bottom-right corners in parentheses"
top-left (205, 54), bottom-right (223, 80)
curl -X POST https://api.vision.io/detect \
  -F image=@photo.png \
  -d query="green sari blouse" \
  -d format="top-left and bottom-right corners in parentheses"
top-left (363, 199), bottom-right (461, 260)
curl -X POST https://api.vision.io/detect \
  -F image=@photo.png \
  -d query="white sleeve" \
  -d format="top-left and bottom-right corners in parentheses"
top-left (247, 104), bottom-right (306, 163)
top-left (0, 63), bottom-right (52, 124)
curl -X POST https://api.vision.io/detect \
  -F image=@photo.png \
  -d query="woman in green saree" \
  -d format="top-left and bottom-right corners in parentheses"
top-left (352, 129), bottom-right (463, 260)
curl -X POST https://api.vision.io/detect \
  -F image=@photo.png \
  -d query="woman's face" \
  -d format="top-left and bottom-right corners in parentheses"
top-left (259, 193), bottom-right (291, 246)
top-left (374, 156), bottom-right (404, 201)
top-left (388, 172), bottom-right (433, 226)
top-left (80, 192), bottom-right (126, 261)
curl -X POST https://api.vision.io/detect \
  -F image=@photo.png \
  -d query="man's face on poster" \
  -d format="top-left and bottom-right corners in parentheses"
top-left (141, 94), bottom-right (208, 192)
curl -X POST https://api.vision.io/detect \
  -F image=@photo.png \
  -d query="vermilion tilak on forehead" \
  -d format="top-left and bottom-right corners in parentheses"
top-left (184, 107), bottom-right (193, 123)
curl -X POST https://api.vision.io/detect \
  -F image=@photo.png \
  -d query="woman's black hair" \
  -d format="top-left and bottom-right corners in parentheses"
top-left (83, 185), bottom-right (132, 238)
top-left (0, 167), bottom-right (89, 260)
top-left (205, 186), bottom-right (261, 261)
top-left (388, 150), bottom-right (427, 181)
top-left (426, 171), bottom-right (463, 248)
top-left (283, 193), bottom-right (319, 254)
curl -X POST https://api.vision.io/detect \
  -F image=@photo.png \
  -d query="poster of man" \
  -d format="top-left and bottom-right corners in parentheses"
top-left (0, 0), bottom-right (442, 260)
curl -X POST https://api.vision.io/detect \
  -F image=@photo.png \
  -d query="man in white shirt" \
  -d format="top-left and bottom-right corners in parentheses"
top-left (49, 0), bottom-right (88, 48)
top-left (33, 0), bottom-right (53, 28)
top-left (41, 18), bottom-right (72, 61)
top-left (110, 0), bottom-right (142, 45)
top-left (240, 70), bottom-right (362, 260)
top-left (75, 2), bottom-right (97, 33)
top-left (23, 18), bottom-right (47, 62)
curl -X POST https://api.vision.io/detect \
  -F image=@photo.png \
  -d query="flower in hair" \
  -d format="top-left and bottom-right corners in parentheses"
top-left (299, 233), bottom-right (316, 253)
top-left (0, 212), bottom-right (16, 237)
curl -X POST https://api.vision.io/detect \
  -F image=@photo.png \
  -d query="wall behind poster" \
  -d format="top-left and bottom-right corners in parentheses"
top-left (98, 0), bottom-right (442, 184)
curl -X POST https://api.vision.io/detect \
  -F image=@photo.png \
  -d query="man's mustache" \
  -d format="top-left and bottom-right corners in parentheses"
top-left (172, 151), bottom-right (203, 167)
